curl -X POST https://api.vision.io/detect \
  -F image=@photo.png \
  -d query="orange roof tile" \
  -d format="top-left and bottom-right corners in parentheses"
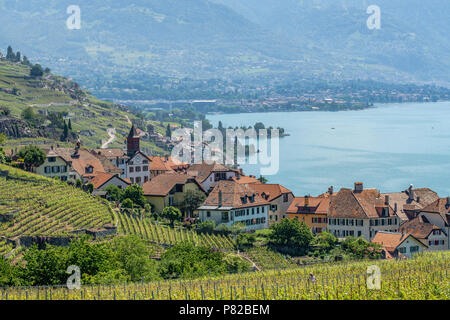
top-left (142, 173), bottom-right (205, 196)
top-left (249, 184), bottom-right (292, 202)
top-left (287, 196), bottom-right (330, 215)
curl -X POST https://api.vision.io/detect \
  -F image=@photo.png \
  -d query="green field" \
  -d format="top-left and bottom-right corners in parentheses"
top-left (0, 164), bottom-right (114, 257)
top-left (1, 251), bottom-right (448, 300)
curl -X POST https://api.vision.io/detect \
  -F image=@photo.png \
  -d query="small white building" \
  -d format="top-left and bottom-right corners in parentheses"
top-left (198, 180), bottom-right (270, 231)
top-left (400, 215), bottom-right (448, 251)
top-left (187, 162), bottom-right (238, 193)
top-left (372, 231), bottom-right (427, 259)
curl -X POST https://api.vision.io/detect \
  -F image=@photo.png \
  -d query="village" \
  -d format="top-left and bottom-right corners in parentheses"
top-left (5, 123), bottom-right (449, 261)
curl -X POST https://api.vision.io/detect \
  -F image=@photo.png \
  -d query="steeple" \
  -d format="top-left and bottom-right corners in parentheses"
top-left (127, 124), bottom-right (140, 156)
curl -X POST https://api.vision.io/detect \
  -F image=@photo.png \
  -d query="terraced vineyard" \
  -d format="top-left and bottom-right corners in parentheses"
top-left (0, 164), bottom-right (113, 252)
top-left (1, 251), bottom-right (448, 300)
top-left (113, 211), bottom-right (235, 251)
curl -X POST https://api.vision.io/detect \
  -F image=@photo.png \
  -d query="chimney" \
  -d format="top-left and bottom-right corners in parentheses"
top-left (408, 185), bottom-right (414, 201)
top-left (328, 186), bottom-right (334, 195)
top-left (417, 196), bottom-right (420, 203)
top-left (304, 195), bottom-right (309, 207)
top-left (384, 195), bottom-right (390, 205)
top-left (394, 203), bottom-right (398, 213)
top-left (354, 182), bottom-right (363, 193)
top-left (218, 191), bottom-right (223, 207)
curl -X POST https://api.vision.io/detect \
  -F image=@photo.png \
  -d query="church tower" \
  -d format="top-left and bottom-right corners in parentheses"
top-left (127, 124), bottom-right (140, 156)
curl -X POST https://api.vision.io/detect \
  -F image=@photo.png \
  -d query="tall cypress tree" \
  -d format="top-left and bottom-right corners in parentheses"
top-left (6, 46), bottom-right (14, 60)
top-left (68, 119), bottom-right (72, 130)
top-left (62, 120), bottom-right (69, 141)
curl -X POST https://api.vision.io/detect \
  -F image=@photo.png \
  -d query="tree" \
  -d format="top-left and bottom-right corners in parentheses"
top-left (61, 120), bottom-right (69, 141)
top-left (22, 56), bottom-right (31, 66)
top-left (258, 175), bottom-right (268, 184)
top-left (312, 231), bottom-right (338, 253)
top-left (83, 182), bottom-right (94, 194)
top-left (254, 122), bottom-right (265, 131)
top-left (0, 106), bottom-right (11, 116)
top-left (236, 233), bottom-right (256, 250)
top-left (68, 119), bottom-right (72, 130)
top-left (15, 51), bottom-right (21, 62)
top-left (30, 64), bottom-right (44, 77)
top-left (105, 185), bottom-right (122, 202)
top-left (183, 189), bottom-right (206, 218)
top-left (6, 46), bottom-right (14, 61)
top-left (269, 218), bottom-right (313, 254)
top-left (121, 184), bottom-right (146, 208)
top-left (21, 107), bottom-right (36, 121)
top-left (122, 198), bottom-right (134, 209)
top-left (110, 235), bottom-right (158, 282)
top-left (161, 206), bottom-right (182, 226)
top-left (17, 146), bottom-right (46, 171)
top-left (166, 123), bottom-right (172, 138)
top-left (197, 220), bottom-right (215, 233)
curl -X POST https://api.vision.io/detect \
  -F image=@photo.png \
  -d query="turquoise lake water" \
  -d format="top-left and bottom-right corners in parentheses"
top-left (207, 102), bottom-right (450, 197)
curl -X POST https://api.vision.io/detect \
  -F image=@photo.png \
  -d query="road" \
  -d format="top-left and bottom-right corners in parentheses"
top-left (101, 128), bottom-right (116, 149)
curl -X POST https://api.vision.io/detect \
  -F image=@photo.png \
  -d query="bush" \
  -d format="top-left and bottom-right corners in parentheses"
top-left (236, 233), bottom-right (256, 250)
top-left (197, 220), bottom-right (216, 233)
top-left (269, 218), bottom-right (313, 255)
top-left (30, 64), bottom-right (44, 77)
top-left (122, 198), bottom-right (134, 209)
top-left (161, 206), bottom-right (182, 226)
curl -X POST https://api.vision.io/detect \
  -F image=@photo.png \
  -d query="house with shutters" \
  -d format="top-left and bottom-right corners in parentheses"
top-left (417, 197), bottom-right (450, 249)
top-left (186, 161), bottom-right (239, 193)
top-left (197, 180), bottom-right (270, 231)
top-left (142, 172), bottom-right (206, 215)
top-left (399, 215), bottom-right (448, 251)
top-left (371, 231), bottom-right (427, 259)
top-left (382, 185), bottom-right (439, 223)
top-left (327, 182), bottom-right (401, 241)
top-left (248, 184), bottom-right (294, 224)
top-left (286, 195), bottom-right (330, 234)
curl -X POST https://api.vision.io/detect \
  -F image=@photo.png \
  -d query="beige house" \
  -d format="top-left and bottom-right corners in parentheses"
top-left (35, 149), bottom-right (71, 181)
top-left (142, 173), bottom-right (206, 215)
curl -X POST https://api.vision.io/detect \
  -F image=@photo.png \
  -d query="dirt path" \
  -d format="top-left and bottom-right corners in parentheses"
top-left (101, 128), bottom-right (116, 149)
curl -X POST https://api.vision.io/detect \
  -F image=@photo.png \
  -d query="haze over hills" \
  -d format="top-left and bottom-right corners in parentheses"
top-left (0, 0), bottom-right (449, 88)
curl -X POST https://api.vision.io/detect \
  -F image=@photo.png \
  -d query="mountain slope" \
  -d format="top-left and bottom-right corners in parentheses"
top-left (0, 59), bottom-right (168, 153)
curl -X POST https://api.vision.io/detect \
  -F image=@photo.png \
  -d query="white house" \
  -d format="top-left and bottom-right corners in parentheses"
top-left (399, 215), bottom-right (448, 251)
top-left (187, 162), bottom-right (238, 193)
top-left (198, 180), bottom-right (270, 231)
top-left (372, 231), bottom-right (427, 259)
top-left (418, 197), bottom-right (450, 249)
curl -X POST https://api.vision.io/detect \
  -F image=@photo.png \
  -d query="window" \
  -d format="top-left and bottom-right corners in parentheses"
top-left (283, 193), bottom-right (289, 202)
top-left (143, 166), bottom-right (148, 171)
top-left (143, 160), bottom-right (148, 164)
top-left (207, 211), bottom-right (211, 218)
top-left (61, 176), bottom-right (67, 181)
top-left (252, 208), bottom-right (255, 215)
top-left (135, 166), bottom-right (141, 172)
top-left (130, 177), bottom-right (134, 183)
top-left (410, 246), bottom-right (419, 253)
top-left (61, 166), bottom-right (67, 173)
top-left (129, 167), bottom-right (134, 173)
top-left (136, 177), bottom-right (141, 184)
top-left (175, 184), bottom-right (183, 192)
top-left (398, 247), bottom-right (406, 253)
top-left (52, 166), bottom-right (60, 173)
top-left (144, 176), bottom-right (149, 183)
top-left (257, 207), bottom-right (260, 214)
top-left (48, 157), bottom-right (56, 163)
top-left (222, 212), bottom-right (229, 222)
top-left (169, 196), bottom-right (174, 206)
top-left (44, 166), bottom-right (51, 174)
top-left (357, 231), bottom-right (362, 237)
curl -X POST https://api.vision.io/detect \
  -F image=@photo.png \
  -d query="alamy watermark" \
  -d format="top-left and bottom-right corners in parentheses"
top-left (66, 5), bottom-right (81, 30)
top-left (366, 5), bottom-right (381, 30)
top-left (171, 121), bottom-right (280, 175)
top-left (366, 265), bottom-right (381, 290)
top-left (66, 265), bottom-right (81, 290)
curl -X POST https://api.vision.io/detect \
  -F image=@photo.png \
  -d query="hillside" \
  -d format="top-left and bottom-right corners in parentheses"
top-left (0, 59), bottom-right (169, 153)
top-left (0, 164), bottom-right (114, 257)
top-left (1, 0), bottom-right (449, 86)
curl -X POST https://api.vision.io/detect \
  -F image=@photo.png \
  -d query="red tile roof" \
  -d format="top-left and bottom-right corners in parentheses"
top-left (286, 196), bottom-right (330, 215)
top-left (142, 173), bottom-right (205, 196)
top-left (202, 180), bottom-right (270, 209)
top-left (249, 184), bottom-right (292, 202)
top-left (231, 175), bottom-right (262, 185)
top-left (399, 216), bottom-right (445, 239)
top-left (329, 187), bottom-right (397, 219)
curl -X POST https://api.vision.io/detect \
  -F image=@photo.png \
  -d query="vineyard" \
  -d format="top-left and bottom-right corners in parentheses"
top-left (0, 164), bottom-right (114, 256)
top-left (113, 210), bottom-right (235, 251)
top-left (0, 251), bottom-right (448, 300)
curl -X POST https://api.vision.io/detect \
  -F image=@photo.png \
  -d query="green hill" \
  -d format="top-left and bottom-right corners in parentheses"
top-left (0, 164), bottom-right (114, 256)
top-left (0, 59), bottom-right (169, 153)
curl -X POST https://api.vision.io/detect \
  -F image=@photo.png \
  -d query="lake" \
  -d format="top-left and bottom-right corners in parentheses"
top-left (207, 102), bottom-right (450, 197)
